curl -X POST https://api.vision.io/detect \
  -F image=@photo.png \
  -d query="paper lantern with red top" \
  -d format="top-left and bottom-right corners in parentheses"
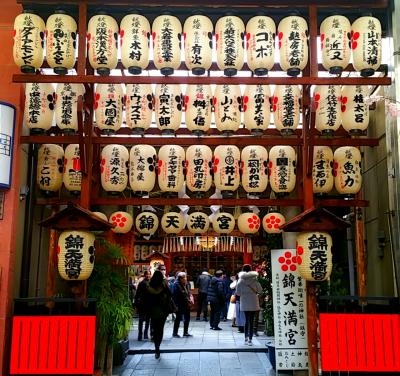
top-left (351, 16), bottom-right (382, 77)
top-left (87, 12), bottom-right (118, 76)
top-left (120, 14), bottom-right (150, 74)
top-left (243, 85), bottom-right (271, 135)
top-left (272, 85), bottom-right (301, 136)
top-left (277, 16), bottom-right (309, 77)
top-left (155, 84), bottom-right (182, 135)
top-left (320, 15), bottom-right (351, 75)
top-left (46, 10), bottom-right (77, 75)
top-left (13, 10), bottom-right (45, 73)
top-left (246, 16), bottom-right (276, 76)
top-left (186, 145), bottom-right (213, 195)
top-left (63, 144), bottom-right (81, 195)
top-left (213, 145), bottom-right (240, 198)
top-left (58, 231), bottom-right (95, 280)
top-left (212, 212), bottom-right (235, 234)
top-left (152, 15), bottom-right (182, 76)
top-left (135, 211), bottom-right (159, 235)
top-left (109, 211), bottom-right (133, 234)
top-left (241, 145), bottom-right (268, 195)
top-left (312, 146), bottom-right (334, 195)
top-left (269, 145), bottom-right (296, 195)
top-left (185, 84), bottom-right (212, 136)
top-left (187, 212), bottom-right (210, 234)
top-left (158, 145), bottom-right (185, 193)
top-left (55, 83), bottom-right (85, 134)
top-left (215, 15), bottom-right (245, 76)
top-left (126, 84), bottom-right (153, 134)
top-left (37, 144), bottom-right (64, 196)
top-left (129, 144), bottom-right (157, 196)
top-left (183, 15), bottom-right (213, 75)
top-left (214, 84), bottom-right (241, 134)
top-left (94, 84), bottom-right (124, 135)
top-left (314, 85), bottom-right (341, 135)
top-left (263, 212), bottom-right (286, 234)
top-left (296, 231), bottom-right (333, 282)
top-left (238, 213), bottom-right (261, 235)
top-left (333, 146), bottom-right (362, 196)
top-left (24, 83), bottom-right (55, 134)
top-left (161, 211), bottom-right (185, 234)
top-left (341, 85), bottom-right (369, 135)
top-left (100, 144), bottom-right (129, 195)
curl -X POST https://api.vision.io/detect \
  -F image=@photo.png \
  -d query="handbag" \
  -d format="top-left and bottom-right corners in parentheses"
top-left (230, 295), bottom-right (236, 304)
top-left (168, 297), bottom-right (178, 314)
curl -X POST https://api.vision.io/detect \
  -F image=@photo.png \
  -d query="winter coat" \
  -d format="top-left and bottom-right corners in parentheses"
top-left (235, 271), bottom-right (262, 311)
top-left (134, 278), bottom-right (149, 315)
top-left (143, 284), bottom-right (171, 319)
top-left (196, 272), bottom-right (211, 293)
top-left (172, 281), bottom-right (192, 312)
top-left (207, 276), bottom-right (225, 306)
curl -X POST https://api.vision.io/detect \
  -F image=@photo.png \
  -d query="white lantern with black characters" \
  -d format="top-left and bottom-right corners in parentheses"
top-left (333, 146), bottom-right (362, 196)
top-left (158, 145), bottom-right (185, 193)
top-left (187, 212), bottom-right (210, 234)
top-left (269, 145), bottom-right (296, 195)
top-left (186, 145), bottom-right (213, 195)
top-left (238, 213), bottom-right (261, 235)
top-left (312, 146), bottom-right (334, 195)
top-left (63, 144), bottom-right (81, 195)
top-left (109, 211), bottom-right (133, 234)
top-left (136, 211), bottom-right (159, 235)
top-left (314, 85), bottom-right (341, 135)
top-left (126, 84), bottom-right (153, 134)
top-left (241, 145), bottom-right (268, 195)
top-left (243, 85), bottom-right (271, 135)
top-left (155, 84), bottom-right (182, 135)
top-left (213, 145), bottom-right (240, 198)
top-left (185, 84), bottom-right (213, 136)
top-left (161, 211), bottom-right (185, 234)
top-left (212, 212), bottom-right (235, 234)
top-left (37, 144), bottom-right (64, 196)
top-left (273, 85), bottom-right (301, 136)
top-left (341, 85), bottom-right (369, 135)
top-left (129, 144), bottom-right (157, 196)
top-left (214, 84), bottom-right (241, 134)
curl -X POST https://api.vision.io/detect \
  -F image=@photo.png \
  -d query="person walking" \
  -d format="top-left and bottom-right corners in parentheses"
top-left (195, 268), bottom-right (211, 321)
top-left (142, 270), bottom-right (171, 359)
top-left (207, 270), bottom-right (225, 331)
top-left (134, 270), bottom-right (151, 341)
top-left (172, 272), bottom-right (193, 337)
top-left (235, 264), bottom-right (262, 346)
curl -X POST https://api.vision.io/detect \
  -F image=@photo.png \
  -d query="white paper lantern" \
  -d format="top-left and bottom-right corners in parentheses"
top-left (243, 85), bottom-right (271, 135)
top-left (46, 10), bottom-right (77, 74)
top-left (314, 85), bottom-right (341, 135)
top-left (352, 16), bottom-right (382, 77)
top-left (185, 84), bottom-right (212, 135)
top-left (129, 144), bottom-right (157, 196)
top-left (158, 145), bottom-right (185, 193)
top-left (55, 83), bottom-right (85, 134)
top-left (278, 15), bottom-right (309, 76)
top-left (100, 144), bottom-right (129, 194)
top-left (296, 231), bottom-right (333, 282)
top-left (238, 213), bottom-right (260, 235)
top-left (93, 211), bottom-right (108, 222)
top-left (263, 212), bottom-right (286, 234)
top-left (212, 212), bottom-right (235, 234)
top-left (136, 211), bottom-right (159, 235)
top-left (94, 84), bottom-right (123, 135)
top-left (126, 84), bottom-right (153, 134)
top-left (155, 84), bottom-right (182, 134)
top-left (273, 85), bottom-right (301, 136)
top-left (186, 145), bottom-right (213, 195)
top-left (213, 145), bottom-right (240, 198)
top-left (312, 146), bottom-right (334, 195)
top-left (88, 13), bottom-right (118, 76)
top-left (24, 83), bottom-right (55, 134)
top-left (13, 10), bottom-right (45, 73)
top-left (341, 85), bottom-right (369, 135)
top-left (334, 146), bottom-right (362, 196)
top-left (141, 245), bottom-right (149, 259)
top-left (37, 144), bottom-right (63, 196)
top-left (63, 144), bottom-right (81, 195)
top-left (183, 15), bottom-right (213, 75)
top-left (215, 15), bottom-right (245, 76)
top-left (58, 231), bottom-right (95, 280)
top-left (187, 212), bottom-right (210, 234)
top-left (134, 245), bottom-right (141, 261)
top-left (214, 84), bottom-right (241, 134)
top-left (241, 145), bottom-right (268, 195)
top-left (246, 16), bottom-right (276, 76)
top-left (161, 211), bottom-right (185, 234)
top-left (109, 211), bottom-right (133, 234)
top-left (120, 14), bottom-right (150, 74)
top-left (152, 15), bottom-right (182, 76)
top-left (320, 15), bottom-right (351, 75)
top-left (269, 145), bottom-right (297, 194)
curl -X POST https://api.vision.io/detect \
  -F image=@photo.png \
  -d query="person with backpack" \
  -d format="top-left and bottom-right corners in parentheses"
top-left (207, 270), bottom-right (225, 331)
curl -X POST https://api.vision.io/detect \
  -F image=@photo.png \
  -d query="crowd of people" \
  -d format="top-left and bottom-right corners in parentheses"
top-left (130, 263), bottom-right (264, 358)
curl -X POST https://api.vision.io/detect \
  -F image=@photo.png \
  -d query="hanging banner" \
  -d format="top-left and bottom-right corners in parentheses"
top-left (271, 249), bottom-right (308, 371)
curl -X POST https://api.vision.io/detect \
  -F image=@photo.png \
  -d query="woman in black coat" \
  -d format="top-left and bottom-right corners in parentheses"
top-left (172, 272), bottom-right (193, 337)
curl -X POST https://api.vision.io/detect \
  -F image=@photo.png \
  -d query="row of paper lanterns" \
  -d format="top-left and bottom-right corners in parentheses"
top-left (14, 10), bottom-right (381, 77)
top-left (25, 82), bottom-right (370, 136)
top-left (38, 143), bottom-right (361, 197)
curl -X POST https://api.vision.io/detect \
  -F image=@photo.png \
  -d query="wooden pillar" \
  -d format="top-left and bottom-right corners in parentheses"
top-left (355, 207), bottom-right (367, 299)
top-left (45, 225), bottom-right (58, 309)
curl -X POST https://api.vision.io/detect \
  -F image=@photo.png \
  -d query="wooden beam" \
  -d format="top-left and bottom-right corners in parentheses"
top-left (355, 207), bottom-right (367, 300)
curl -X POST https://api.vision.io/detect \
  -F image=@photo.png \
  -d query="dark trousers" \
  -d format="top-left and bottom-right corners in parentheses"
top-left (196, 292), bottom-right (208, 319)
top-left (253, 310), bottom-right (260, 334)
top-left (151, 315), bottom-right (167, 353)
top-left (138, 313), bottom-right (150, 340)
top-left (173, 309), bottom-right (190, 335)
top-left (244, 311), bottom-right (256, 340)
top-left (210, 301), bottom-right (221, 329)
top-left (220, 299), bottom-right (229, 319)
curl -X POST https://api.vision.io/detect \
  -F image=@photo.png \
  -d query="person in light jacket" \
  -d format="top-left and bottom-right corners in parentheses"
top-left (235, 264), bottom-right (262, 346)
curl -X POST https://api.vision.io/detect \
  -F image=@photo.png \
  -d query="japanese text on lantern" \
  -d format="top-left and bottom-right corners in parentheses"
top-left (353, 86), bottom-right (365, 124)
top-left (308, 233), bottom-right (329, 281)
top-left (272, 249), bottom-right (308, 370)
top-left (191, 18), bottom-right (202, 65)
top-left (133, 147), bottom-right (145, 182)
top-left (161, 18), bottom-right (173, 63)
top-left (366, 19), bottom-right (379, 66)
top-left (19, 15), bottom-right (35, 65)
top-left (64, 234), bottom-right (83, 279)
top-left (110, 146), bottom-right (121, 185)
top-left (223, 18), bottom-right (236, 67)
top-left (61, 84), bottom-right (74, 126)
top-left (139, 214), bottom-right (155, 231)
top-left (159, 84), bottom-right (171, 127)
top-left (247, 148), bottom-right (260, 189)
top-left (282, 86), bottom-right (295, 128)
top-left (192, 147), bottom-right (207, 189)
top-left (326, 18), bottom-right (344, 61)
top-left (193, 85), bottom-right (207, 127)
top-left (51, 17), bottom-right (66, 64)
top-left (190, 215), bottom-right (206, 231)
top-left (223, 146), bottom-right (236, 187)
top-left (314, 149), bottom-right (327, 189)
top-left (129, 85), bottom-right (142, 124)
top-left (95, 17), bottom-right (108, 64)
top-left (129, 16), bottom-right (142, 61)
top-left (326, 86), bottom-right (338, 127)
top-left (217, 214), bottom-right (233, 230)
top-left (277, 149), bottom-right (289, 190)
top-left (288, 19), bottom-right (301, 67)
top-left (167, 147), bottom-right (178, 188)
top-left (254, 86), bottom-right (266, 126)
